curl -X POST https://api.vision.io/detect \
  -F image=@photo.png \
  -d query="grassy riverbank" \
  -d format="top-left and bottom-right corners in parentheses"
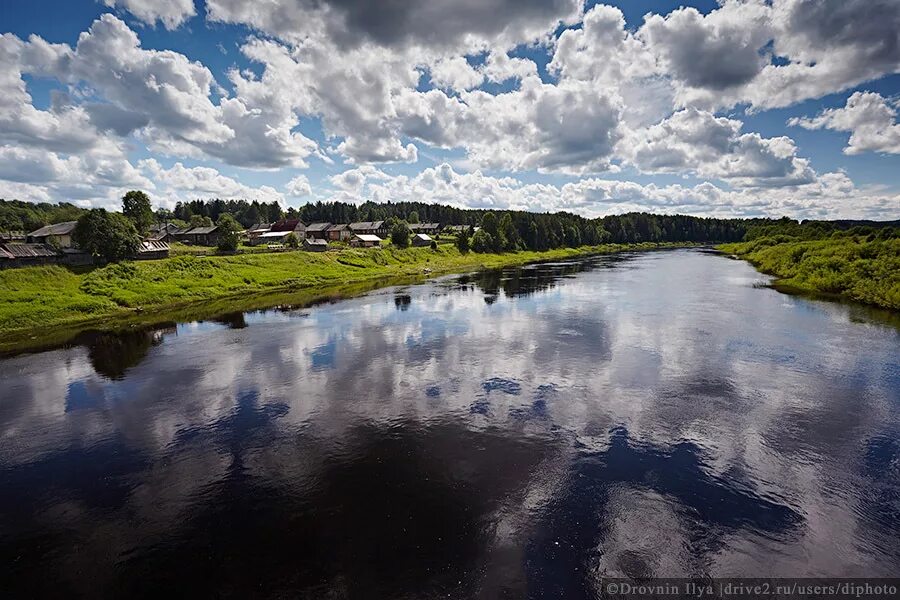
top-left (0, 242), bottom-right (675, 351)
top-left (718, 237), bottom-right (900, 310)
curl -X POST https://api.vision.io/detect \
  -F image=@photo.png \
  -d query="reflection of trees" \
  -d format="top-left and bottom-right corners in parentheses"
top-left (394, 294), bottom-right (412, 310)
top-left (80, 326), bottom-right (175, 380)
top-left (210, 312), bottom-right (248, 329)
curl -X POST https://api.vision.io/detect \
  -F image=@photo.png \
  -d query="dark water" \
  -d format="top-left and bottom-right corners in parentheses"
top-left (1, 250), bottom-right (898, 598)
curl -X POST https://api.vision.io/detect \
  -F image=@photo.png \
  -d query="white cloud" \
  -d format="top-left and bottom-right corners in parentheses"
top-left (625, 108), bottom-right (815, 187)
top-left (789, 92), bottom-right (900, 155)
top-left (206, 0), bottom-right (581, 51)
top-left (140, 159), bottom-right (285, 207)
top-left (429, 57), bottom-right (484, 92)
top-left (637, 0), bottom-right (900, 111)
top-left (285, 175), bottom-right (312, 197)
top-left (102, 0), bottom-right (196, 30)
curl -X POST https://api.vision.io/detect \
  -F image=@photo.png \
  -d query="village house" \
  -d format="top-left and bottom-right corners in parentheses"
top-left (270, 219), bottom-right (306, 237)
top-left (326, 223), bottom-right (352, 242)
top-left (304, 222), bottom-right (332, 240)
top-left (350, 234), bottom-right (382, 248)
top-left (409, 222), bottom-right (441, 236)
top-left (244, 223), bottom-right (272, 245)
top-left (0, 243), bottom-right (60, 269)
top-left (148, 223), bottom-right (180, 243)
top-left (411, 233), bottom-right (434, 247)
top-left (26, 221), bottom-right (77, 248)
top-left (136, 240), bottom-right (171, 260)
top-left (303, 238), bottom-right (329, 252)
top-left (181, 226), bottom-right (220, 246)
top-left (349, 221), bottom-right (388, 238)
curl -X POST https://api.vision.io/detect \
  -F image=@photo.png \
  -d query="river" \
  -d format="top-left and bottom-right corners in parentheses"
top-left (1, 249), bottom-right (898, 598)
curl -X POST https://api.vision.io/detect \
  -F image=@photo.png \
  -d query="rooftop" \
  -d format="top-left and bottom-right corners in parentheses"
top-left (28, 221), bottom-right (77, 237)
top-left (305, 222), bottom-right (332, 231)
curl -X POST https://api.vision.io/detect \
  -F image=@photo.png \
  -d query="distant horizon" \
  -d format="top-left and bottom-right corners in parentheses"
top-left (2, 1), bottom-right (900, 220)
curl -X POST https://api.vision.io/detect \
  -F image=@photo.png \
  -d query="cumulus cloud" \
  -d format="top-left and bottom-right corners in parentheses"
top-left (789, 92), bottom-right (900, 155)
top-left (428, 57), bottom-right (484, 92)
top-left (285, 175), bottom-right (312, 197)
top-left (640, 3), bottom-right (772, 91)
top-left (102, 0), bottom-right (196, 30)
top-left (140, 159), bottom-right (285, 206)
top-left (206, 0), bottom-right (581, 50)
top-left (639, 0), bottom-right (900, 111)
top-left (626, 108), bottom-right (815, 187)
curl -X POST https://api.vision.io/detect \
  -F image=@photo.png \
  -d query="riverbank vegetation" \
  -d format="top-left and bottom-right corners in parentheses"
top-left (719, 220), bottom-right (899, 310)
top-left (0, 242), bottom-right (677, 350)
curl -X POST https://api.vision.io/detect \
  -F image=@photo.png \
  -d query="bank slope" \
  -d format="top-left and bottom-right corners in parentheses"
top-left (0, 243), bottom-right (677, 348)
top-left (718, 237), bottom-right (900, 310)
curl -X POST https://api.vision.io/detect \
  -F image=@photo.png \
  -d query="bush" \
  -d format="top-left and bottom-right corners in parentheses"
top-left (285, 232), bottom-right (300, 249)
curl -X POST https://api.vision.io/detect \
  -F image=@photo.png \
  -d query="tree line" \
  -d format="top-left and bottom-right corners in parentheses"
top-left (5, 193), bottom-right (897, 262)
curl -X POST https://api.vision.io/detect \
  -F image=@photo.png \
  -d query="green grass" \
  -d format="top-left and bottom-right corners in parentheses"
top-left (718, 237), bottom-right (900, 310)
top-left (0, 242), bottom-right (678, 351)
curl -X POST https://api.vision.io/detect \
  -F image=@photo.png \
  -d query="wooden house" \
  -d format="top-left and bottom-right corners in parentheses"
top-left (26, 221), bottom-right (77, 248)
top-left (326, 223), bottom-right (352, 241)
top-left (349, 221), bottom-right (388, 237)
top-left (411, 233), bottom-right (434, 247)
top-left (305, 222), bottom-right (332, 240)
top-left (303, 238), bottom-right (329, 252)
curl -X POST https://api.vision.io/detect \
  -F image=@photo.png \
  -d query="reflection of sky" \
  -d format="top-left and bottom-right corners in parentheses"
top-left (0, 250), bottom-right (898, 594)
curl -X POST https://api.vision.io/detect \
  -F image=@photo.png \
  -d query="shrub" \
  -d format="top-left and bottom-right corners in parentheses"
top-left (391, 222), bottom-right (411, 248)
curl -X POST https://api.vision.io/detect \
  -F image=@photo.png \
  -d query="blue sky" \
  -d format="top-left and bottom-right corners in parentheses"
top-left (1, 0), bottom-right (898, 219)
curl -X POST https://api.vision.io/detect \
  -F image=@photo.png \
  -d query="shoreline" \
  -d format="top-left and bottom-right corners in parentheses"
top-left (0, 242), bottom-right (694, 354)
top-left (715, 240), bottom-right (900, 313)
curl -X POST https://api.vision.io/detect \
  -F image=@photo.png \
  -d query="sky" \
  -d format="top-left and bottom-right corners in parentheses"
top-left (1, 0), bottom-right (899, 220)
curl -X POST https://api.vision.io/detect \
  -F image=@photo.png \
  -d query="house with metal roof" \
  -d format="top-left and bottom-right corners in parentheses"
top-left (411, 233), bottom-right (434, 247)
top-left (136, 240), bottom-right (171, 260)
top-left (350, 234), bottom-right (382, 248)
top-left (27, 221), bottom-right (78, 248)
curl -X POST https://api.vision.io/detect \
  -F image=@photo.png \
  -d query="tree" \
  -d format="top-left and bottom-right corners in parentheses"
top-left (73, 209), bottom-right (140, 262)
top-left (122, 191), bottom-right (154, 235)
top-left (499, 213), bottom-right (518, 251)
top-left (456, 228), bottom-right (470, 254)
top-left (216, 214), bottom-right (241, 252)
top-left (285, 232), bottom-right (300, 249)
top-left (471, 229), bottom-right (494, 253)
top-left (481, 212), bottom-right (499, 238)
top-left (190, 214), bottom-right (213, 228)
top-left (407, 211), bottom-right (420, 224)
top-left (391, 221), bottom-right (411, 248)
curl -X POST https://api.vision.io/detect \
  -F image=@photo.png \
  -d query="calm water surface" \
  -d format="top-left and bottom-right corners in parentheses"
top-left (1, 250), bottom-right (898, 598)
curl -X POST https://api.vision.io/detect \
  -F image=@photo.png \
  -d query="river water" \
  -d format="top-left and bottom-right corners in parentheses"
top-left (1, 249), bottom-right (898, 598)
